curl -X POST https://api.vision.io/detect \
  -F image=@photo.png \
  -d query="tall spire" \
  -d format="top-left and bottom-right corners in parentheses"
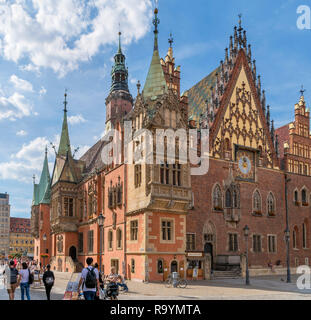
top-left (58, 91), bottom-right (72, 157)
top-left (32, 147), bottom-right (51, 205)
top-left (110, 31), bottom-right (129, 93)
top-left (143, 5), bottom-right (168, 99)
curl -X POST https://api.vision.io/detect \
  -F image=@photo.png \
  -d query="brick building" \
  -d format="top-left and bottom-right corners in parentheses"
top-left (31, 147), bottom-right (51, 265)
top-left (0, 193), bottom-right (10, 258)
top-left (9, 218), bottom-right (34, 258)
top-left (30, 8), bottom-right (311, 281)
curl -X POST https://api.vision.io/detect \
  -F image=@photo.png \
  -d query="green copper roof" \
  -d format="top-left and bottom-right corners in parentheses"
top-left (58, 95), bottom-right (72, 157)
top-left (110, 32), bottom-right (129, 93)
top-left (143, 9), bottom-right (168, 100)
top-left (186, 67), bottom-right (220, 122)
top-left (32, 149), bottom-right (51, 205)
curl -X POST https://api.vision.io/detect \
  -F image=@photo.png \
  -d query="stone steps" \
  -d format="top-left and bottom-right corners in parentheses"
top-left (212, 270), bottom-right (242, 279)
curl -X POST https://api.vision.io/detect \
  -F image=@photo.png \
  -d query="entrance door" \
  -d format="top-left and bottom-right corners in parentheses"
top-left (171, 260), bottom-right (178, 273)
top-left (69, 246), bottom-right (77, 261)
top-left (204, 243), bottom-right (213, 269)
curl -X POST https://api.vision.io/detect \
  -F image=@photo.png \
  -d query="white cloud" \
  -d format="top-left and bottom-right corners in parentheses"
top-left (0, 0), bottom-right (153, 77)
top-left (0, 92), bottom-right (33, 121)
top-left (39, 86), bottom-right (47, 96)
top-left (0, 134), bottom-right (90, 182)
top-left (10, 74), bottom-right (33, 92)
top-left (16, 130), bottom-right (27, 136)
top-left (68, 114), bottom-right (86, 125)
top-left (0, 136), bottom-right (51, 182)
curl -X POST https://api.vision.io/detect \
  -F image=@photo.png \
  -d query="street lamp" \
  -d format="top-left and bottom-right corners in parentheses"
top-left (42, 234), bottom-right (47, 269)
top-left (284, 174), bottom-right (291, 283)
top-left (97, 213), bottom-right (105, 274)
top-left (243, 225), bottom-right (250, 286)
top-left (284, 229), bottom-right (291, 283)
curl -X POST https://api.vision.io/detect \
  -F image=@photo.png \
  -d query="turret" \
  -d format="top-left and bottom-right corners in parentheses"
top-left (105, 32), bottom-right (133, 130)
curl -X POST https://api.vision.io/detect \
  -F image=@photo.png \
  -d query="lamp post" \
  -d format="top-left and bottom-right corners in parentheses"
top-left (284, 174), bottom-right (291, 283)
top-left (42, 234), bottom-right (47, 268)
top-left (243, 225), bottom-right (250, 286)
top-left (97, 213), bottom-right (105, 274)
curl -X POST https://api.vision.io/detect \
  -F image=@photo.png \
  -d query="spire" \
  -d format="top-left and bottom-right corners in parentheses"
top-left (110, 31), bottom-right (129, 93)
top-left (58, 91), bottom-right (72, 157)
top-left (32, 147), bottom-right (51, 205)
top-left (143, 6), bottom-right (168, 100)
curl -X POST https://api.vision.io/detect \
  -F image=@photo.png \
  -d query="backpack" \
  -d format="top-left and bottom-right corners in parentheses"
top-left (10, 268), bottom-right (18, 284)
top-left (45, 277), bottom-right (54, 285)
top-left (28, 269), bottom-right (34, 285)
top-left (84, 267), bottom-right (96, 289)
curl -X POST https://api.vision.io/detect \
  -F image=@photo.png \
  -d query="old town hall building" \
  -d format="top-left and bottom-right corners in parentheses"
top-left (31, 8), bottom-right (311, 281)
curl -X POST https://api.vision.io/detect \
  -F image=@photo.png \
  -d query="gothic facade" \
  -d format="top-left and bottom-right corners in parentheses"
top-left (31, 9), bottom-right (311, 281)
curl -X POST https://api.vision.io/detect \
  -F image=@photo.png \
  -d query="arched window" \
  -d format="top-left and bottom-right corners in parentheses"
top-left (303, 222), bottom-right (308, 249)
top-left (253, 190), bottom-right (262, 214)
top-left (232, 186), bottom-right (239, 208)
top-left (267, 193), bottom-right (275, 216)
top-left (225, 189), bottom-right (232, 208)
top-left (293, 226), bottom-right (299, 249)
top-left (157, 259), bottom-right (164, 274)
top-left (302, 189), bottom-right (307, 205)
top-left (213, 185), bottom-right (223, 210)
top-left (108, 230), bottom-right (113, 250)
top-left (131, 259), bottom-right (135, 273)
top-left (117, 229), bottom-right (122, 249)
top-left (294, 190), bottom-right (299, 203)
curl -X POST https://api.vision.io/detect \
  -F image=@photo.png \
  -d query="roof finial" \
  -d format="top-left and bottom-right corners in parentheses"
top-left (33, 174), bottom-right (36, 185)
top-left (238, 13), bottom-right (242, 30)
top-left (45, 145), bottom-right (48, 156)
top-left (300, 85), bottom-right (306, 97)
top-left (64, 89), bottom-right (68, 112)
top-left (118, 23), bottom-right (122, 53)
top-left (137, 80), bottom-right (141, 95)
top-left (168, 32), bottom-right (174, 48)
top-left (153, 2), bottom-right (160, 51)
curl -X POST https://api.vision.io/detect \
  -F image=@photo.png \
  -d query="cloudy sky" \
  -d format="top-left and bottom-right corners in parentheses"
top-left (0, 0), bottom-right (310, 218)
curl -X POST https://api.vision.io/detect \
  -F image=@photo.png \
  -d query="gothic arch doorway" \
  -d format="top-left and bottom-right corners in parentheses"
top-left (170, 260), bottom-right (178, 273)
top-left (204, 242), bottom-right (214, 270)
top-left (69, 246), bottom-right (77, 261)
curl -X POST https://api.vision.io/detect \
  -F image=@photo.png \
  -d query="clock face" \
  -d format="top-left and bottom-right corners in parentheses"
top-left (236, 149), bottom-right (255, 181)
top-left (238, 155), bottom-right (251, 175)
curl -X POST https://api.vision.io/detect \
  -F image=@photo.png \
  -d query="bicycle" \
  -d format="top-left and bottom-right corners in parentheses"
top-left (165, 275), bottom-right (187, 288)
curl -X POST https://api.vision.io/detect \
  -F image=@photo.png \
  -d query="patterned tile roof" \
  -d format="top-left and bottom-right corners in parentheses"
top-left (186, 67), bottom-right (220, 123)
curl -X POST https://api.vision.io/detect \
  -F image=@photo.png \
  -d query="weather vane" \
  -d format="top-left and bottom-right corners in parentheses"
top-left (64, 88), bottom-right (68, 112)
top-left (168, 32), bottom-right (174, 48)
top-left (300, 85), bottom-right (306, 96)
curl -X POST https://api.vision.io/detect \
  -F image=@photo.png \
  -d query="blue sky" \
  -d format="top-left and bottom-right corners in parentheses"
top-left (0, 0), bottom-right (310, 218)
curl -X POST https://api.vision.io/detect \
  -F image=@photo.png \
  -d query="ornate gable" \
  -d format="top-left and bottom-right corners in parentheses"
top-left (210, 50), bottom-right (278, 169)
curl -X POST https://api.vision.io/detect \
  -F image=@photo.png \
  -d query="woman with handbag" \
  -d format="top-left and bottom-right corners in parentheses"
top-left (43, 264), bottom-right (55, 300)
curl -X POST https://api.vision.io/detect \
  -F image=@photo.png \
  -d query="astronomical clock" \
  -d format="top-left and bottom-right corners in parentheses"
top-left (235, 146), bottom-right (256, 182)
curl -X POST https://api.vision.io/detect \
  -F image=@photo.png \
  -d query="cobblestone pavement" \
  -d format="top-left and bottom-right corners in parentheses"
top-left (1, 266), bottom-right (311, 300)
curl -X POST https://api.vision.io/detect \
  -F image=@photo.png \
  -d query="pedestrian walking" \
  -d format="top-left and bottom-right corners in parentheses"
top-left (78, 257), bottom-right (100, 300)
top-left (3, 261), bottom-right (19, 300)
top-left (93, 263), bottom-right (104, 300)
top-left (18, 262), bottom-right (33, 300)
top-left (43, 264), bottom-right (55, 300)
